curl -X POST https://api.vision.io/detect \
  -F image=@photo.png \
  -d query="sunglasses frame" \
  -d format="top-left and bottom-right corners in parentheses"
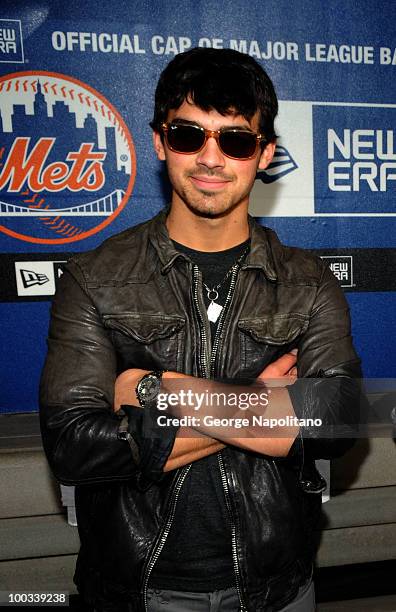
top-left (161, 122), bottom-right (266, 160)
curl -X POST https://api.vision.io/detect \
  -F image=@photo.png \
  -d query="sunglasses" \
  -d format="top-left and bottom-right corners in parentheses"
top-left (161, 122), bottom-right (266, 160)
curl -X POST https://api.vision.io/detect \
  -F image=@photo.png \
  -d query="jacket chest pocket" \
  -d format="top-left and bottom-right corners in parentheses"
top-left (238, 314), bottom-right (309, 378)
top-left (103, 313), bottom-right (185, 374)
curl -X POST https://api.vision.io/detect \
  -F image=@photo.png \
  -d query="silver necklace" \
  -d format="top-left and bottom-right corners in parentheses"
top-left (203, 246), bottom-right (249, 323)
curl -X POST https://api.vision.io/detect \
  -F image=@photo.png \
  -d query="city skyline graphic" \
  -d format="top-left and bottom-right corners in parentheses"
top-left (0, 72), bottom-right (135, 243)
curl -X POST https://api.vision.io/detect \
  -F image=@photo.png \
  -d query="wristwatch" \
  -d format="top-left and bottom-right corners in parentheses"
top-left (135, 370), bottom-right (165, 407)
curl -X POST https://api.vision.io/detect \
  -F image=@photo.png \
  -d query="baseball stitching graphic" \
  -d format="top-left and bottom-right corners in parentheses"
top-left (0, 71), bottom-right (136, 244)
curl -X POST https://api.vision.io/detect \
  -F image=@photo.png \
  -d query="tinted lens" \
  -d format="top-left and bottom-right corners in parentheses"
top-left (166, 124), bottom-right (205, 153)
top-left (219, 130), bottom-right (258, 159)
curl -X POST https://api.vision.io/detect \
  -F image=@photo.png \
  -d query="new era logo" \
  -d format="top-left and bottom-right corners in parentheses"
top-left (0, 20), bottom-right (24, 63)
top-left (14, 261), bottom-right (66, 297)
top-left (257, 146), bottom-right (298, 184)
top-left (20, 269), bottom-right (50, 288)
top-left (321, 255), bottom-right (354, 288)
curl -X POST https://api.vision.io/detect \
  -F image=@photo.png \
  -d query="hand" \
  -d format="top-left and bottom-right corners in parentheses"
top-left (113, 368), bottom-right (148, 412)
top-left (257, 350), bottom-right (298, 386)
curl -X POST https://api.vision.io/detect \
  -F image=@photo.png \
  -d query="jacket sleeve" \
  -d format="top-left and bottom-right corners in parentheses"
top-left (39, 263), bottom-right (177, 487)
top-left (287, 261), bottom-right (364, 460)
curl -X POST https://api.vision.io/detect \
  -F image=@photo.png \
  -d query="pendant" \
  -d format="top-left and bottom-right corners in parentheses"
top-left (207, 301), bottom-right (223, 323)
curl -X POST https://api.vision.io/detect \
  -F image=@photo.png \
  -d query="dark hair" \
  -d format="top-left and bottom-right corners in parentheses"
top-left (150, 47), bottom-right (278, 142)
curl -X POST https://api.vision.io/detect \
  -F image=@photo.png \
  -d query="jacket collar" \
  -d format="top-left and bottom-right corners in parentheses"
top-left (149, 210), bottom-right (190, 274)
top-left (243, 215), bottom-right (277, 281)
top-left (149, 209), bottom-right (278, 281)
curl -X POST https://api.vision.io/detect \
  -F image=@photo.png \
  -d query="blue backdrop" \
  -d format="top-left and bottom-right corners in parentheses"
top-left (1, 0), bottom-right (395, 412)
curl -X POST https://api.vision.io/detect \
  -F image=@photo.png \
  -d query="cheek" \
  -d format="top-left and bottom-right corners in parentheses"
top-left (237, 161), bottom-right (260, 187)
top-left (166, 153), bottom-right (194, 179)
top-left (167, 156), bottom-right (184, 177)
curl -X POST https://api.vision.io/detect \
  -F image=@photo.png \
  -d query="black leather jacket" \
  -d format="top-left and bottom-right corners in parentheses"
top-left (40, 211), bottom-right (362, 611)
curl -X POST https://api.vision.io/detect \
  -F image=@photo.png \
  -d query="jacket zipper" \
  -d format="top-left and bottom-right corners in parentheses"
top-left (141, 264), bottom-right (210, 609)
top-left (209, 264), bottom-right (239, 377)
top-left (192, 264), bottom-right (211, 377)
top-left (142, 263), bottom-right (248, 611)
top-left (208, 264), bottom-right (248, 611)
top-left (217, 453), bottom-right (247, 612)
top-left (142, 464), bottom-right (191, 610)
top-left (194, 262), bottom-right (247, 608)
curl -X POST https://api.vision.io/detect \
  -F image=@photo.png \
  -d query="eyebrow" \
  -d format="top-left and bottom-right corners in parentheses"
top-left (171, 117), bottom-right (254, 132)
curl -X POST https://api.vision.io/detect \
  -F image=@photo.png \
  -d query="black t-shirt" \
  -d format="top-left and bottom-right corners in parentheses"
top-left (149, 239), bottom-right (249, 592)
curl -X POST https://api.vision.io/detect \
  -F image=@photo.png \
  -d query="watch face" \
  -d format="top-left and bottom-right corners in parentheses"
top-left (138, 374), bottom-right (161, 404)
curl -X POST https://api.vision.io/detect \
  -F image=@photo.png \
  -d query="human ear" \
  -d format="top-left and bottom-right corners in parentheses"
top-left (258, 141), bottom-right (276, 171)
top-left (153, 131), bottom-right (166, 161)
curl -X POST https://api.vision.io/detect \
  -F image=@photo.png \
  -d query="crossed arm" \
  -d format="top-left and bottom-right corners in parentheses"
top-left (114, 352), bottom-right (299, 471)
top-left (40, 263), bottom-right (361, 486)
top-left (39, 269), bottom-right (301, 485)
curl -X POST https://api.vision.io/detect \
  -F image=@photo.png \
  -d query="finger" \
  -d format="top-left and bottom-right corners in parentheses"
top-left (258, 352), bottom-right (297, 378)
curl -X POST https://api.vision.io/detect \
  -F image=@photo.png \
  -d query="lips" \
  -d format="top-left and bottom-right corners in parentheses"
top-left (190, 175), bottom-right (231, 190)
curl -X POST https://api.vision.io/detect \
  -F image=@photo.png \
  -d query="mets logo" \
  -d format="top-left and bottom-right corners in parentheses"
top-left (0, 71), bottom-right (136, 244)
top-left (257, 145), bottom-right (298, 184)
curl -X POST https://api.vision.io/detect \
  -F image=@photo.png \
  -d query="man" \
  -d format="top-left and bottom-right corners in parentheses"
top-left (40, 48), bottom-right (361, 611)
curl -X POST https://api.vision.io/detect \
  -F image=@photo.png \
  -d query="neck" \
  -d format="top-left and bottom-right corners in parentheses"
top-left (166, 201), bottom-right (250, 252)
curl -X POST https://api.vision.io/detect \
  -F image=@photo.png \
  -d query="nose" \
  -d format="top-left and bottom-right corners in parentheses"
top-left (195, 134), bottom-right (226, 169)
